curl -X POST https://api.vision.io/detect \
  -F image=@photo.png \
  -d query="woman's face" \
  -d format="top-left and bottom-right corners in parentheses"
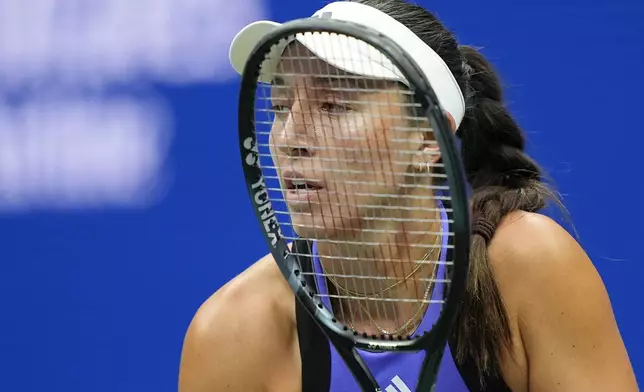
top-left (269, 42), bottom-right (430, 241)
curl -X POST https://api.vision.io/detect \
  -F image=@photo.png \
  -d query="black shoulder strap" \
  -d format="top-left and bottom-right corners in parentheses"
top-left (449, 348), bottom-right (513, 392)
top-left (293, 240), bottom-right (332, 392)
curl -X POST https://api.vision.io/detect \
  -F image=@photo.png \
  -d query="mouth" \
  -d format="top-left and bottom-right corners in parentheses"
top-left (282, 171), bottom-right (324, 205)
top-left (285, 179), bottom-right (324, 191)
top-left (282, 171), bottom-right (324, 192)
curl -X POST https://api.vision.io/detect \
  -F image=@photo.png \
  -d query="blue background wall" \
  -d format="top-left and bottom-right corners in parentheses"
top-left (0, 0), bottom-right (641, 390)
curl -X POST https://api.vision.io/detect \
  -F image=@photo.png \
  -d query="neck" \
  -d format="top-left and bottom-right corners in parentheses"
top-left (317, 199), bottom-right (442, 292)
top-left (316, 199), bottom-right (443, 335)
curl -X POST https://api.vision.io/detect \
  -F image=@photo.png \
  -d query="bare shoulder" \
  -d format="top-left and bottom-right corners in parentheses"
top-left (488, 211), bottom-right (612, 306)
top-left (190, 253), bottom-right (294, 333)
top-left (489, 211), bottom-right (586, 278)
top-left (488, 210), bottom-right (606, 323)
top-left (187, 254), bottom-right (295, 340)
top-left (179, 254), bottom-right (300, 392)
top-left (489, 211), bottom-right (637, 391)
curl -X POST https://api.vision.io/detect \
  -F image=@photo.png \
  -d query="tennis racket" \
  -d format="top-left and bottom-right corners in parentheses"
top-left (237, 17), bottom-right (470, 392)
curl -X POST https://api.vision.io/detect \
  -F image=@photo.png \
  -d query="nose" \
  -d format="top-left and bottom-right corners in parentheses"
top-left (273, 99), bottom-right (315, 159)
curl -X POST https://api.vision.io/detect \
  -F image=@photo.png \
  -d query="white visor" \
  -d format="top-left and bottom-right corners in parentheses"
top-left (228, 1), bottom-right (465, 129)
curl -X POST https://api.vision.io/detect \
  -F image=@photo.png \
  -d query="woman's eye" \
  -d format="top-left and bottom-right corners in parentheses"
top-left (321, 102), bottom-right (351, 114)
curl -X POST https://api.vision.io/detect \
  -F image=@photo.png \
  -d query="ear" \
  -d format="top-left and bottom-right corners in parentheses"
top-left (445, 111), bottom-right (457, 133)
top-left (412, 111), bottom-right (457, 171)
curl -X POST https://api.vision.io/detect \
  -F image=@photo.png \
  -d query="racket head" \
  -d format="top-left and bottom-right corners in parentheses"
top-left (237, 17), bottom-right (470, 351)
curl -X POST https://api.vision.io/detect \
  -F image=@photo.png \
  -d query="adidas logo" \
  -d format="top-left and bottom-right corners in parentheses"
top-left (384, 375), bottom-right (411, 392)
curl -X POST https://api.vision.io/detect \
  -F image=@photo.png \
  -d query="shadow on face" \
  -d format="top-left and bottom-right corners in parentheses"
top-left (267, 41), bottom-right (439, 242)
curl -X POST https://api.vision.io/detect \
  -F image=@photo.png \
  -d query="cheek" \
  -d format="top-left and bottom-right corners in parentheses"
top-left (324, 115), bottom-right (383, 164)
top-left (352, 117), bottom-right (404, 184)
top-left (328, 116), bottom-right (401, 200)
top-left (268, 125), bottom-right (286, 165)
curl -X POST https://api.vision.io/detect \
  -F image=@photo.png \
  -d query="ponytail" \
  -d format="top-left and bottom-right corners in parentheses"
top-left (451, 45), bottom-right (559, 382)
top-left (346, 0), bottom-right (563, 384)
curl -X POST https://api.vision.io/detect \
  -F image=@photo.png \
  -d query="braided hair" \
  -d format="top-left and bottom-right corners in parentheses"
top-left (352, 0), bottom-right (561, 382)
top-left (457, 44), bottom-right (559, 377)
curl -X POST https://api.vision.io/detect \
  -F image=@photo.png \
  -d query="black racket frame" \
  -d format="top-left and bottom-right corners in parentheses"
top-left (237, 18), bottom-right (471, 391)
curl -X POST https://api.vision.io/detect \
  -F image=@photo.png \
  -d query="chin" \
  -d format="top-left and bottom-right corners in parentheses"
top-left (291, 215), bottom-right (329, 240)
top-left (291, 213), bottom-right (361, 242)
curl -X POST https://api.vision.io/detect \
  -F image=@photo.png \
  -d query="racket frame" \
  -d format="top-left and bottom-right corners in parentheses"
top-left (238, 18), bottom-right (471, 391)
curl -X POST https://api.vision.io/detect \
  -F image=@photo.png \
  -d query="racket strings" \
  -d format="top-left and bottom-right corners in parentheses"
top-left (287, 251), bottom-right (454, 265)
top-left (254, 31), bottom-right (453, 338)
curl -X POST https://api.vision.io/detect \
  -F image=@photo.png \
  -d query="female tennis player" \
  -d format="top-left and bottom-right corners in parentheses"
top-left (179, 1), bottom-right (637, 391)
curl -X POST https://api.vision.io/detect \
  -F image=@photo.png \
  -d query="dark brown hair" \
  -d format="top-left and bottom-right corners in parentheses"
top-left (351, 0), bottom-right (561, 383)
